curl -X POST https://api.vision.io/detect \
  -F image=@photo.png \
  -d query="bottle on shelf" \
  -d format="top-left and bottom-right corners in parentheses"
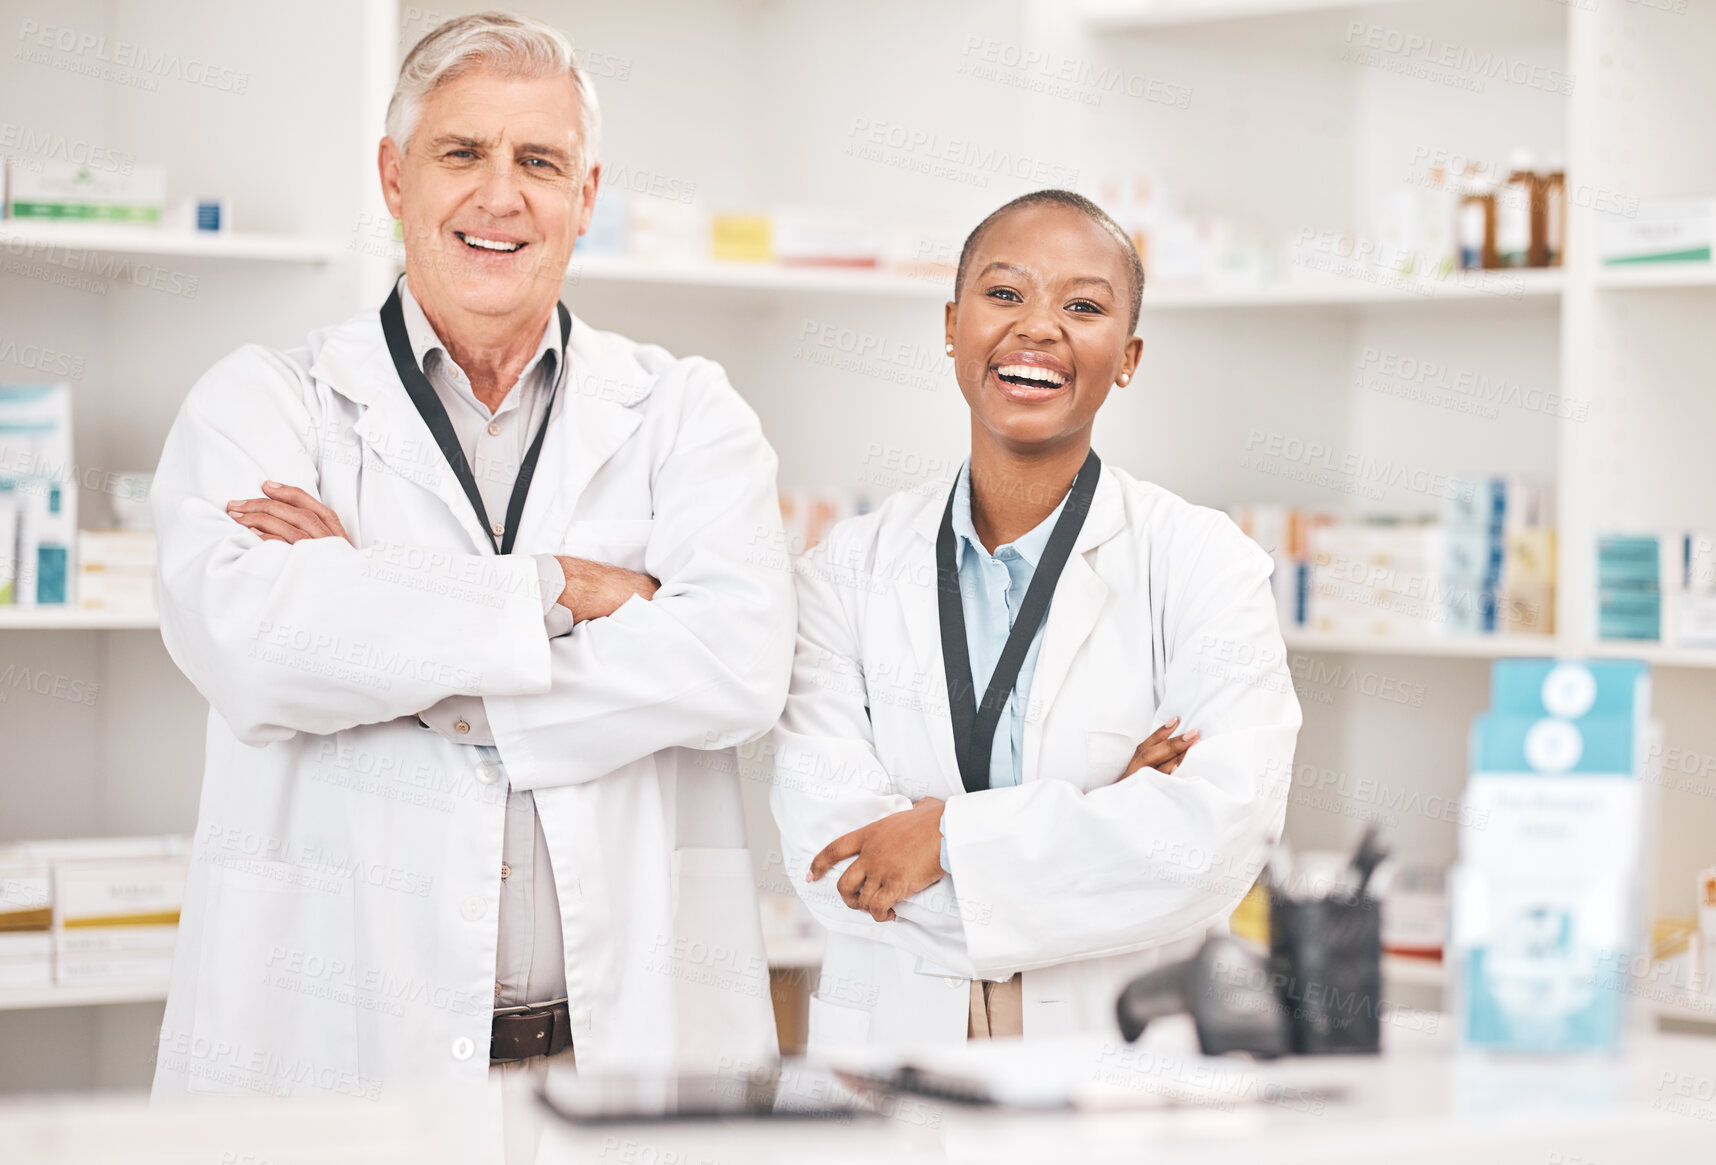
top-left (1495, 148), bottom-right (1544, 268)
top-left (1459, 173), bottom-right (1497, 270)
top-left (1542, 154), bottom-right (1566, 267)
top-left (1503, 148), bottom-right (1558, 269)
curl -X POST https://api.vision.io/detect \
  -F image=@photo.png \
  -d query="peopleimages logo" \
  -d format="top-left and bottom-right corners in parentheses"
top-left (16, 20), bottom-right (250, 94)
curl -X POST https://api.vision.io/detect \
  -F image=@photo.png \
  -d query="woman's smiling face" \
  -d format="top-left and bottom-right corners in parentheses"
top-left (945, 202), bottom-right (1143, 455)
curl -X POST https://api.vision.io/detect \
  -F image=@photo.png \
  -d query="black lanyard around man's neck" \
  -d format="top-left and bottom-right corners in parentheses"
top-left (379, 286), bottom-right (572, 556)
top-left (936, 449), bottom-right (1102, 794)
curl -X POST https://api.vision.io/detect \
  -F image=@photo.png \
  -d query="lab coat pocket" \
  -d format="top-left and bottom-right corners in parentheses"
top-left (560, 518), bottom-right (655, 573)
top-left (1086, 729), bottom-right (1141, 787)
top-left (185, 862), bottom-right (359, 1097)
top-left (807, 990), bottom-right (873, 1051)
top-left (668, 847), bottom-right (774, 1061)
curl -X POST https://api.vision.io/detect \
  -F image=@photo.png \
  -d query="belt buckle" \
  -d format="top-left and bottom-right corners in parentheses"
top-left (491, 998), bottom-right (572, 1063)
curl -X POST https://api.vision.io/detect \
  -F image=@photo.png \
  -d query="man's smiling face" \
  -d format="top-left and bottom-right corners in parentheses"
top-left (382, 67), bottom-right (598, 329)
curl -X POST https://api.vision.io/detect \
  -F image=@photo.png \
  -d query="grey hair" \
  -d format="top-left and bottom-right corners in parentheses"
top-left (387, 10), bottom-right (601, 173)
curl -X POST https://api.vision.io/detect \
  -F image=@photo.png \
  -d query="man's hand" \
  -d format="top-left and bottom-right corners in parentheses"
top-left (227, 481), bottom-right (352, 545)
top-left (1122, 716), bottom-right (1199, 779)
top-left (556, 556), bottom-right (660, 622)
top-left (808, 797), bottom-right (946, 922)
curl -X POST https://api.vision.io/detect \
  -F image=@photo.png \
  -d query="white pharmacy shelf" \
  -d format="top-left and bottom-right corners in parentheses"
top-left (1080, 0), bottom-right (1413, 30)
top-left (1285, 630), bottom-right (1716, 670)
top-left (1595, 263), bottom-right (1716, 291)
top-left (0, 608), bottom-right (159, 630)
top-left (568, 255), bottom-right (948, 299)
top-left (0, 221), bottom-right (344, 264)
top-left (1144, 269), bottom-right (1562, 308)
top-left (9, 610), bottom-right (1716, 670)
top-left (0, 979), bottom-right (169, 1012)
top-left (0, 941), bottom-right (825, 1012)
top-left (568, 256), bottom-right (1562, 309)
top-left (1284, 630), bottom-right (1563, 660)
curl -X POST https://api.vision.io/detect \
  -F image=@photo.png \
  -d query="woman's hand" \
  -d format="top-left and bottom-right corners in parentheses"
top-left (807, 797), bottom-right (946, 922)
top-left (1121, 716), bottom-right (1199, 779)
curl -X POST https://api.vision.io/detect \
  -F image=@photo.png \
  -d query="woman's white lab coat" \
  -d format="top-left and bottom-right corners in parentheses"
top-left (770, 465), bottom-right (1300, 1052)
top-left (150, 306), bottom-right (793, 1102)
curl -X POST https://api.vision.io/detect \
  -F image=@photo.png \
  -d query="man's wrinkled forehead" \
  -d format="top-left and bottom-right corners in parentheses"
top-left (415, 71), bottom-right (589, 158)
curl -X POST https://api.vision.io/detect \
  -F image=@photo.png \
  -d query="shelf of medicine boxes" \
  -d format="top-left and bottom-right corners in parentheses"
top-left (0, 222), bottom-right (344, 264)
top-left (568, 254), bottom-right (1564, 308)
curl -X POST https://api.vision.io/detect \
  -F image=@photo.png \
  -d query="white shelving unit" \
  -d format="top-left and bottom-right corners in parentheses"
top-left (4, 0), bottom-right (1713, 1090)
top-left (0, 609), bottom-right (161, 631)
top-left (0, 222), bottom-right (344, 264)
top-left (568, 254), bottom-right (1564, 307)
top-left (1595, 263), bottom-right (1716, 291)
top-left (0, 981), bottom-right (170, 1013)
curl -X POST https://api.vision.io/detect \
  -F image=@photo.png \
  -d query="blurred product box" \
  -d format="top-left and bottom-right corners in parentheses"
top-left (779, 488), bottom-right (871, 558)
top-left (77, 529), bottom-right (156, 614)
top-left (0, 383), bottom-right (76, 605)
top-left (1601, 197), bottom-right (1714, 266)
top-left (577, 185), bottom-right (628, 257)
top-left (6, 162), bottom-right (165, 225)
top-left (1597, 534), bottom-right (1662, 641)
top-left (1231, 504), bottom-right (1332, 629)
top-left (772, 208), bottom-right (881, 268)
top-left (1444, 476), bottom-right (1554, 636)
top-left (52, 855), bottom-right (185, 985)
top-left (0, 857), bottom-right (52, 989)
top-left (1382, 863), bottom-right (1446, 962)
top-left (628, 198), bottom-right (705, 265)
top-left (0, 838), bottom-right (187, 992)
top-left (710, 214), bottom-right (772, 263)
top-left (878, 212), bottom-right (966, 280)
top-left (1306, 521), bottom-right (1446, 637)
top-left (1453, 659), bottom-right (1651, 1055)
top-left (6, 162), bottom-right (165, 226)
top-left (106, 471), bottom-right (154, 530)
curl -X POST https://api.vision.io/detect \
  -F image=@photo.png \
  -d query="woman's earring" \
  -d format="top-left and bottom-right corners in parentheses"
top-left (945, 343), bottom-right (954, 355)
top-left (1119, 373), bottom-right (1130, 385)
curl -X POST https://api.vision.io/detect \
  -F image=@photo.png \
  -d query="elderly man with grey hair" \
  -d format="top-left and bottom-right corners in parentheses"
top-left (148, 9), bottom-right (793, 1137)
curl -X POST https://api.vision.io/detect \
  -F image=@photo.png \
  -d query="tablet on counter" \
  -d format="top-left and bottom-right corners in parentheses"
top-left (535, 1060), bottom-right (873, 1124)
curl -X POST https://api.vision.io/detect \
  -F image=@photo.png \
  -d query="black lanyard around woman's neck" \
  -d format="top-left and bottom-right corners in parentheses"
top-left (379, 286), bottom-right (571, 556)
top-left (935, 449), bottom-right (1102, 793)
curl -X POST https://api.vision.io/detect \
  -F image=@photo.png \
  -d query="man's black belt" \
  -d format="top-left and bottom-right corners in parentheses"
top-left (491, 998), bottom-right (573, 1062)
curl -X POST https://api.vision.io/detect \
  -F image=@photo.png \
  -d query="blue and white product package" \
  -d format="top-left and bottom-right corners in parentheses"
top-left (0, 384), bottom-right (76, 605)
top-left (1451, 659), bottom-right (1651, 1055)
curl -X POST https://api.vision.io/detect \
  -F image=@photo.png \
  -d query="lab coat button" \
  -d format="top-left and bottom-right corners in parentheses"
top-left (943, 977), bottom-right (963, 989)
top-left (460, 896), bottom-right (486, 921)
top-left (500, 863), bottom-right (511, 880)
top-left (454, 719), bottom-right (471, 735)
top-left (487, 421), bottom-right (501, 437)
top-left (451, 1036), bottom-right (475, 1061)
top-left (475, 761), bottom-right (503, 785)
top-left (491, 521), bottom-right (505, 538)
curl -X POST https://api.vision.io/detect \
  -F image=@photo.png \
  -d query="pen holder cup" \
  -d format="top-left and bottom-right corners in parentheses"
top-left (1268, 894), bottom-right (1383, 1055)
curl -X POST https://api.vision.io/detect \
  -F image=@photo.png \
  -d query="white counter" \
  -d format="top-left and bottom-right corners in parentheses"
top-left (4, 1025), bottom-right (1714, 1165)
top-left (540, 1024), bottom-right (1716, 1165)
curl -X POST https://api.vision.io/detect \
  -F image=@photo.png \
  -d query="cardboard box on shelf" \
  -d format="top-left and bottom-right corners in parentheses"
top-left (5, 163), bottom-right (165, 225)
